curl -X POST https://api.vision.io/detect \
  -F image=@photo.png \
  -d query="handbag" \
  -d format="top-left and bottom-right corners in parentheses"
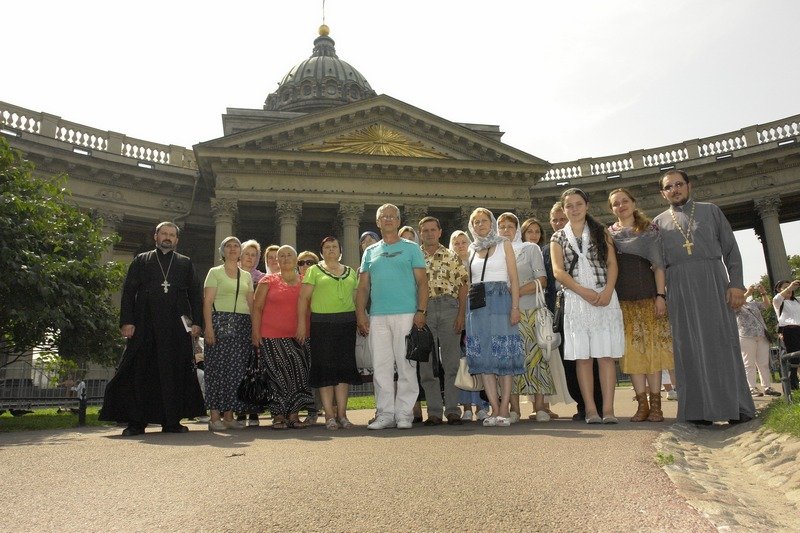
top-left (455, 356), bottom-right (483, 391)
top-left (467, 248), bottom-right (490, 310)
top-left (552, 252), bottom-right (578, 334)
top-left (213, 269), bottom-right (241, 339)
top-left (406, 324), bottom-right (434, 363)
top-left (237, 347), bottom-right (270, 406)
top-left (533, 279), bottom-right (560, 360)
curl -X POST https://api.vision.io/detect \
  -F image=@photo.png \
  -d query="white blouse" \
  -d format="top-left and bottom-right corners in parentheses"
top-left (773, 293), bottom-right (800, 327)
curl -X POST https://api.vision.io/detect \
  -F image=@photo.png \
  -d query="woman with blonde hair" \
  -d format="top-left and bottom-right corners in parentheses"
top-left (465, 208), bottom-right (523, 427)
top-left (608, 188), bottom-right (673, 422)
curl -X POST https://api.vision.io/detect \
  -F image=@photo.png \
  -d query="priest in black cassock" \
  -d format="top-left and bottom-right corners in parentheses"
top-left (100, 221), bottom-right (205, 436)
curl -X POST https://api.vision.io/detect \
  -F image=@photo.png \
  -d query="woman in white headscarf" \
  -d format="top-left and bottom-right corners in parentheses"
top-left (465, 208), bottom-right (523, 427)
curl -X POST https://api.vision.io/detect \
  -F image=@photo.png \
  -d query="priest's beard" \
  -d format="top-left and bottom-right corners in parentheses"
top-left (157, 242), bottom-right (175, 253)
top-left (669, 197), bottom-right (689, 207)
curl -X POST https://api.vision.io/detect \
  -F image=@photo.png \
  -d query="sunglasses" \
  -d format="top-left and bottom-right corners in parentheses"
top-left (297, 260), bottom-right (316, 267)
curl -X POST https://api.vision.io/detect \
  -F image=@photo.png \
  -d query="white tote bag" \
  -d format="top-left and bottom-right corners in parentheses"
top-left (533, 279), bottom-right (561, 359)
top-left (455, 357), bottom-right (483, 391)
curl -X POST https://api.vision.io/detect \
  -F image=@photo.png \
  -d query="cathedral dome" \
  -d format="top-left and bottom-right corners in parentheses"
top-left (265, 26), bottom-right (377, 113)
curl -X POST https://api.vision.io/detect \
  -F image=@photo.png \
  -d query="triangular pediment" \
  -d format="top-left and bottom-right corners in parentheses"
top-left (194, 94), bottom-right (549, 166)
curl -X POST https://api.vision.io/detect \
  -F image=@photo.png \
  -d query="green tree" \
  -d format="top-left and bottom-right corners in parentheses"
top-left (0, 137), bottom-right (125, 369)
top-left (757, 255), bottom-right (800, 340)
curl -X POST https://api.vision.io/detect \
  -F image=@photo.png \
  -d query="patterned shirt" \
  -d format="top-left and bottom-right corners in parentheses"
top-left (736, 301), bottom-right (768, 338)
top-left (422, 244), bottom-right (468, 299)
top-left (551, 231), bottom-right (608, 288)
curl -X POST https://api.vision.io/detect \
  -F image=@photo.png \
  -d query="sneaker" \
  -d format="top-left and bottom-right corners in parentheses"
top-left (337, 417), bottom-right (354, 429)
top-left (482, 416), bottom-right (497, 427)
top-left (535, 410), bottom-right (551, 422)
top-left (208, 420), bottom-right (226, 432)
top-left (764, 387), bottom-right (781, 397)
top-left (476, 409), bottom-right (489, 421)
top-left (247, 417), bottom-right (260, 427)
top-left (396, 419), bottom-right (413, 429)
top-left (461, 410), bottom-right (473, 422)
top-left (750, 387), bottom-right (764, 397)
top-left (509, 412), bottom-right (520, 424)
top-left (367, 416), bottom-right (396, 430)
top-left (667, 390), bottom-right (678, 401)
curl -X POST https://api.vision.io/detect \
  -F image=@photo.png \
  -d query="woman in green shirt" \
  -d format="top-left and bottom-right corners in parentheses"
top-left (296, 236), bottom-right (362, 430)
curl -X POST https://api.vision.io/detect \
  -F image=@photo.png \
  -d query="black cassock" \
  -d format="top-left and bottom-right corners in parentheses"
top-left (100, 249), bottom-right (205, 426)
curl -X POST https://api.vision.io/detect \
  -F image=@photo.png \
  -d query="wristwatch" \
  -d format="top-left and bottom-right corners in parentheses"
top-left (416, 308), bottom-right (427, 316)
top-left (656, 293), bottom-right (666, 299)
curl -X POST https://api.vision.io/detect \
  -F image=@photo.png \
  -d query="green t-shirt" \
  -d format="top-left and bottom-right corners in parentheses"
top-left (302, 264), bottom-right (357, 314)
top-left (203, 265), bottom-right (252, 314)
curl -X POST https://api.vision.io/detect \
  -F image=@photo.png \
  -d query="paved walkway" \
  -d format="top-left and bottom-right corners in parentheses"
top-left (0, 389), bottom-right (769, 532)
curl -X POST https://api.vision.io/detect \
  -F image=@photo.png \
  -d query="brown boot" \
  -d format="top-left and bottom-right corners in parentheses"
top-left (647, 392), bottom-right (664, 422)
top-left (630, 392), bottom-right (649, 422)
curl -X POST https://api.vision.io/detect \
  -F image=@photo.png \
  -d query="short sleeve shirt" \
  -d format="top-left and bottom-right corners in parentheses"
top-left (360, 239), bottom-right (426, 315)
top-left (736, 301), bottom-right (768, 338)
top-left (423, 244), bottom-right (468, 299)
top-left (203, 265), bottom-right (252, 314)
top-left (302, 264), bottom-right (358, 314)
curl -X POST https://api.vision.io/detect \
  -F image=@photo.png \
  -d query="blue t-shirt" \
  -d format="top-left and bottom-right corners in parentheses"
top-left (360, 239), bottom-right (426, 315)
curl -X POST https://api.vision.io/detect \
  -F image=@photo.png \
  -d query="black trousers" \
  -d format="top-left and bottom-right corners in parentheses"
top-left (781, 326), bottom-right (800, 390)
top-left (560, 343), bottom-right (603, 415)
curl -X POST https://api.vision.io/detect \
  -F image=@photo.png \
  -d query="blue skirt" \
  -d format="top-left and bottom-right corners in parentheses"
top-left (465, 281), bottom-right (524, 376)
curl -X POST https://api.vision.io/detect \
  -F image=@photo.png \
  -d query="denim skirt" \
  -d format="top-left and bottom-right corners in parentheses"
top-left (465, 281), bottom-right (524, 376)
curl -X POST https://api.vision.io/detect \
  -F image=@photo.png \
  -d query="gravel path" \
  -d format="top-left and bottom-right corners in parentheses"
top-left (1, 391), bottom-right (721, 532)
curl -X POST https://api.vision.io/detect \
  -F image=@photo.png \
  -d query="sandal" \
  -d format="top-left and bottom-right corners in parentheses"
top-left (286, 417), bottom-right (308, 429)
top-left (272, 417), bottom-right (288, 430)
top-left (337, 417), bottom-right (354, 429)
top-left (325, 418), bottom-right (339, 430)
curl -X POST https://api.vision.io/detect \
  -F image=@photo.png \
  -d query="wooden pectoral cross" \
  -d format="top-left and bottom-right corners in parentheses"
top-left (683, 240), bottom-right (693, 255)
top-left (161, 280), bottom-right (170, 293)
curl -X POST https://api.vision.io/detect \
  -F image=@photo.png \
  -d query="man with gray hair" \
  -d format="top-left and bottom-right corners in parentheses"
top-left (100, 221), bottom-right (205, 436)
top-left (357, 204), bottom-right (429, 429)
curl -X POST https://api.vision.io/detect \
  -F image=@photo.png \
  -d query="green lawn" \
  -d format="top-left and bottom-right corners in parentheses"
top-left (760, 390), bottom-right (800, 438)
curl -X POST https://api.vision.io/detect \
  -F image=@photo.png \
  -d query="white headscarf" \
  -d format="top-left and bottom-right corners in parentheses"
top-left (469, 210), bottom-right (507, 252)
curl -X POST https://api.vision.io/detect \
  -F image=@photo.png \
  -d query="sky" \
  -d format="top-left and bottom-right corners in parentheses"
top-left (3, 0), bottom-right (798, 285)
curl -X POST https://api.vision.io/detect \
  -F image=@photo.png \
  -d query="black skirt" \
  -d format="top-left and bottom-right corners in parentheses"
top-left (309, 312), bottom-right (362, 388)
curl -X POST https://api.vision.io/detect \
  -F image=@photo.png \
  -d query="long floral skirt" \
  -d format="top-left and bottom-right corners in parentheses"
top-left (619, 299), bottom-right (674, 374)
top-left (204, 311), bottom-right (254, 412)
top-left (513, 308), bottom-right (555, 395)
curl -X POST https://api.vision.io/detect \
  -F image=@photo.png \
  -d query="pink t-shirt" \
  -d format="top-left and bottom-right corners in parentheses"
top-left (258, 273), bottom-right (308, 338)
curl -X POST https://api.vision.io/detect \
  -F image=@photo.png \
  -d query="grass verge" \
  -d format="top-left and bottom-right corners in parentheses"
top-left (760, 389), bottom-right (800, 438)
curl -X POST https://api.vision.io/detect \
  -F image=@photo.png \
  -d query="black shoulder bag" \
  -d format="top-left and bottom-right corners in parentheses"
top-left (468, 247), bottom-right (491, 310)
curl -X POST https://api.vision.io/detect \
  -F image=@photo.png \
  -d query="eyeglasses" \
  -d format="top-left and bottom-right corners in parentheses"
top-left (379, 215), bottom-right (399, 221)
top-left (297, 260), bottom-right (316, 266)
top-left (662, 181), bottom-right (687, 192)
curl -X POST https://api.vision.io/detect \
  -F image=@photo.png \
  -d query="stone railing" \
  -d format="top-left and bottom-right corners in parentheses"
top-left (543, 114), bottom-right (800, 182)
top-left (0, 101), bottom-right (197, 169)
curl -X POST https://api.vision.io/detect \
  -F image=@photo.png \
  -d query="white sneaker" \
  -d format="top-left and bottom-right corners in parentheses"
top-left (509, 412), bottom-right (520, 424)
top-left (667, 390), bottom-right (677, 401)
top-left (396, 419), bottom-right (413, 430)
top-left (367, 416), bottom-right (396, 430)
top-left (535, 410), bottom-right (551, 422)
top-left (482, 416), bottom-right (497, 427)
top-left (461, 410), bottom-right (473, 422)
top-left (476, 409), bottom-right (489, 421)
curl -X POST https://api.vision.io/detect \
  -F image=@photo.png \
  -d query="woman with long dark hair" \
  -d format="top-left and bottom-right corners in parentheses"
top-left (551, 188), bottom-right (624, 423)
top-left (773, 279), bottom-right (800, 390)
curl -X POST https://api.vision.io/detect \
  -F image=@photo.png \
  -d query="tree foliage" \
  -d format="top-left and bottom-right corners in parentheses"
top-left (757, 255), bottom-right (800, 340)
top-left (0, 137), bottom-right (125, 368)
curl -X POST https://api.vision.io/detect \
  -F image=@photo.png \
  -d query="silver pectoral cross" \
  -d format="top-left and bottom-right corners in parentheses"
top-left (683, 240), bottom-right (693, 255)
top-left (161, 280), bottom-right (170, 293)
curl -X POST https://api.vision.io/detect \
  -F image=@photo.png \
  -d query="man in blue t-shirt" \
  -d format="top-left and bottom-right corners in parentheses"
top-left (357, 203), bottom-right (428, 429)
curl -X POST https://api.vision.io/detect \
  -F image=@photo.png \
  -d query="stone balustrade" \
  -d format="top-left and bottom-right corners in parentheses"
top-left (2, 100), bottom-right (797, 179)
top-left (543, 114), bottom-right (800, 182)
top-left (0, 101), bottom-right (197, 169)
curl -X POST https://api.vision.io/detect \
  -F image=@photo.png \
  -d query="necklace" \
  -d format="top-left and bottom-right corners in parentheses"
top-left (669, 202), bottom-right (696, 255)
top-left (155, 250), bottom-right (175, 293)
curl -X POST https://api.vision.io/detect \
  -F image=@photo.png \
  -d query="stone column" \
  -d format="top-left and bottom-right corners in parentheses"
top-left (276, 200), bottom-right (302, 249)
top-left (210, 197), bottom-right (238, 265)
top-left (339, 202), bottom-right (364, 269)
top-left (754, 195), bottom-right (791, 285)
top-left (455, 206), bottom-right (473, 233)
top-left (94, 209), bottom-right (123, 264)
top-left (402, 204), bottom-right (428, 229)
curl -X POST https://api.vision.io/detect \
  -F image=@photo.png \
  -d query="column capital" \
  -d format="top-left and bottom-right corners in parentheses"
top-left (338, 202), bottom-right (364, 225)
top-left (516, 208), bottom-right (537, 221)
top-left (276, 200), bottom-right (303, 223)
top-left (402, 204), bottom-right (428, 226)
top-left (210, 197), bottom-right (238, 220)
top-left (754, 195), bottom-right (781, 218)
